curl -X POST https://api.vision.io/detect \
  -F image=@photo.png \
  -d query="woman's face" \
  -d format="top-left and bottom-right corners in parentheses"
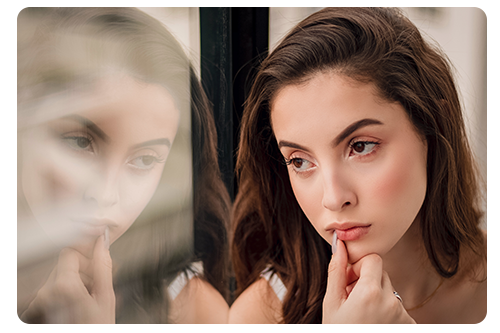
top-left (271, 72), bottom-right (427, 263)
top-left (21, 74), bottom-right (180, 256)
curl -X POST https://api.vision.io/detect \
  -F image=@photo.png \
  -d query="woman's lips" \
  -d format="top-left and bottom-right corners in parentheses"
top-left (70, 217), bottom-right (114, 237)
top-left (335, 225), bottom-right (371, 241)
top-left (77, 222), bottom-right (107, 237)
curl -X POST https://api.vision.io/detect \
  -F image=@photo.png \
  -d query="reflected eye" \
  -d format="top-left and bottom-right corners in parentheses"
top-left (62, 135), bottom-right (94, 153)
top-left (349, 141), bottom-right (379, 156)
top-left (128, 155), bottom-right (164, 170)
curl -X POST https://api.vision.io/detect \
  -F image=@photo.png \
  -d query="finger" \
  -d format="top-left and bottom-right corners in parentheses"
top-left (346, 279), bottom-right (357, 296)
top-left (44, 263), bottom-right (59, 287)
top-left (54, 248), bottom-right (89, 299)
top-left (80, 271), bottom-right (94, 292)
top-left (91, 229), bottom-right (114, 302)
top-left (346, 263), bottom-right (359, 286)
top-left (381, 270), bottom-right (393, 292)
top-left (381, 271), bottom-right (402, 305)
top-left (324, 232), bottom-right (348, 311)
top-left (350, 253), bottom-right (384, 287)
top-left (20, 296), bottom-right (44, 323)
top-left (56, 247), bottom-right (92, 277)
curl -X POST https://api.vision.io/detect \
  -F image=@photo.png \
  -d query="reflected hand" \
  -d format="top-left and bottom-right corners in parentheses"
top-left (322, 238), bottom-right (415, 324)
top-left (20, 232), bottom-right (115, 323)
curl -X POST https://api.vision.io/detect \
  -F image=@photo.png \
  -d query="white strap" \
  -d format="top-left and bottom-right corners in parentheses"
top-left (167, 261), bottom-right (203, 300)
top-left (261, 268), bottom-right (287, 303)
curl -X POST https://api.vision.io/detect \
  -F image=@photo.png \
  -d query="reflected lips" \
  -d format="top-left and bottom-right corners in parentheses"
top-left (335, 225), bottom-right (370, 241)
top-left (70, 217), bottom-right (115, 236)
top-left (78, 223), bottom-right (107, 236)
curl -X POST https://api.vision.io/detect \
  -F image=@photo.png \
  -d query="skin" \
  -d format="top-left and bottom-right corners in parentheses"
top-left (21, 74), bottom-right (179, 258)
top-left (19, 74), bottom-right (180, 323)
top-left (169, 277), bottom-right (229, 324)
top-left (229, 71), bottom-right (486, 323)
top-left (272, 71), bottom-right (422, 323)
top-left (272, 72), bottom-right (427, 265)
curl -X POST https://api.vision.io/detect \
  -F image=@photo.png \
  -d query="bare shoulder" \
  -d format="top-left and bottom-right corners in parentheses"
top-left (441, 228), bottom-right (487, 323)
top-left (228, 277), bottom-right (282, 324)
top-left (169, 277), bottom-right (229, 324)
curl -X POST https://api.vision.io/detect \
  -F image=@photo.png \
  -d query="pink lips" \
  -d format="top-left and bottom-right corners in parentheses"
top-left (335, 226), bottom-right (370, 241)
top-left (326, 222), bottom-right (371, 241)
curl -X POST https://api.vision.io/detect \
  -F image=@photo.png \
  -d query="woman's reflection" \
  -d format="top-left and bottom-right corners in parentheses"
top-left (18, 7), bottom-right (230, 323)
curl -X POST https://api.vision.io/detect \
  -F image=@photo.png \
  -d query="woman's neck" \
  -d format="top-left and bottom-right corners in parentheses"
top-left (380, 220), bottom-right (443, 312)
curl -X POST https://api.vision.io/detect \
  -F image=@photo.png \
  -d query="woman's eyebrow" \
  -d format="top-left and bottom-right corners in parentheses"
top-left (278, 140), bottom-right (311, 152)
top-left (332, 118), bottom-right (383, 147)
top-left (63, 114), bottom-right (109, 142)
top-left (131, 138), bottom-right (171, 149)
top-left (277, 118), bottom-right (383, 152)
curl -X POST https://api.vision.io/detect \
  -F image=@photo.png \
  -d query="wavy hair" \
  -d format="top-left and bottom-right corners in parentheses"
top-left (18, 7), bottom-right (230, 323)
top-left (232, 7), bottom-right (485, 323)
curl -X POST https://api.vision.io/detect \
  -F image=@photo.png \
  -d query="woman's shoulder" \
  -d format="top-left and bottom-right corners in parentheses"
top-left (228, 277), bottom-right (283, 324)
top-left (168, 276), bottom-right (229, 324)
top-left (443, 228), bottom-right (487, 323)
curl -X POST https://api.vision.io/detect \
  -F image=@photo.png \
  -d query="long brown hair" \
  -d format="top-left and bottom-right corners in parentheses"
top-left (232, 7), bottom-right (485, 323)
top-left (18, 7), bottom-right (230, 322)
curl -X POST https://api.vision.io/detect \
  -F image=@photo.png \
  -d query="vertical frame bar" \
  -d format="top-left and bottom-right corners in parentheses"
top-left (200, 7), bottom-right (234, 200)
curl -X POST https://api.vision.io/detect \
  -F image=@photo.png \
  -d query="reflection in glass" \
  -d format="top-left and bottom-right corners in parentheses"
top-left (18, 7), bottom-right (230, 323)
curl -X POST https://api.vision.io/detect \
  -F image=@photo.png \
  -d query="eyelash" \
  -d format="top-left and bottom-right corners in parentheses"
top-left (283, 139), bottom-right (381, 175)
top-left (61, 133), bottom-right (166, 173)
top-left (127, 154), bottom-right (166, 172)
top-left (61, 134), bottom-right (96, 154)
top-left (283, 156), bottom-right (316, 176)
top-left (348, 139), bottom-right (380, 157)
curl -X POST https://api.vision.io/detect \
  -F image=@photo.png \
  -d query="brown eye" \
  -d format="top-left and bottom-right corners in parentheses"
top-left (350, 141), bottom-right (379, 156)
top-left (141, 156), bottom-right (155, 166)
top-left (128, 154), bottom-right (163, 171)
top-left (62, 135), bottom-right (94, 152)
top-left (292, 158), bottom-right (304, 168)
top-left (353, 142), bottom-right (365, 153)
top-left (76, 137), bottom-right (91, 149)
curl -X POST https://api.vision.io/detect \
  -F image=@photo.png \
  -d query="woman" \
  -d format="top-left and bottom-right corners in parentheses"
top-left (17, 7), bottom-right (230, 323)
top-left (229, 7), bottom-right (486, 324)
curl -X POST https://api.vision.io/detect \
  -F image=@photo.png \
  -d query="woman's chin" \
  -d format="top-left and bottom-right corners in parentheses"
top-left (344, 245), bottom-right (376, 265)
top-left (68, 236), bottom-right (101, 258)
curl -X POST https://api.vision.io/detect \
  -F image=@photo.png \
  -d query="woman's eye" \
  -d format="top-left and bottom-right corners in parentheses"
top-left (286, 157), bottom-right (315, 173)
top-left (128, 155), bottom-right (161, 170)
top-left (62, 135), bottom-right (94, 152)
top-left (350, 141), bottom-right (378, 156)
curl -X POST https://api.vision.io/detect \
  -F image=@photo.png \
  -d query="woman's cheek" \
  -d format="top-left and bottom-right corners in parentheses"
top-left (365, 148), bottom-right (427, 249)
top-left (113, 168), bottom-right (164, 242)
top-left (289, 174), bottom-right (325, 236)
top-left (23, 138), bottom-right (89, 215)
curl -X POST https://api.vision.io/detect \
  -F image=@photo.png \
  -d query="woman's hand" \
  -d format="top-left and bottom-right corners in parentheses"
top-left (20, 232), bottom-right (115, 323)
top-left (322, 237), bottom-right (415, 324)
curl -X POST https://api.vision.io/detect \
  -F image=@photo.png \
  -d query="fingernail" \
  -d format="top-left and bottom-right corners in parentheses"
top-left (332, 230), bottom-right (337, 254)
top-left (104, 226), bottom-right (110, 250)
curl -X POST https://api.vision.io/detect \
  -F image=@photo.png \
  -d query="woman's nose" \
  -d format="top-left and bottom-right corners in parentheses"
top-left (321, 169), bottom-right (357, 212)
top-left (83, 167), bottom-right (120, 208)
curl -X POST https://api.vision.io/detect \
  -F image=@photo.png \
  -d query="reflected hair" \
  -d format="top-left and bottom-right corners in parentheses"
top-left (232, 7), bottom-right (485, 323)
top-left (18, 7), bottom-right (230, 323)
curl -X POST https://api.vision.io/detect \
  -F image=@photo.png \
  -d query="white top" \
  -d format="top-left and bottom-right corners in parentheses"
top-left (167, 261), bottom-right (203, 300)
top-left (260, 267), bottom-right (287, 303)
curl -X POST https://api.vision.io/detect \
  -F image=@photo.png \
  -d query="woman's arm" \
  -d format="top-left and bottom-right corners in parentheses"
top-left (228, 278), bottom-right (282, 324)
